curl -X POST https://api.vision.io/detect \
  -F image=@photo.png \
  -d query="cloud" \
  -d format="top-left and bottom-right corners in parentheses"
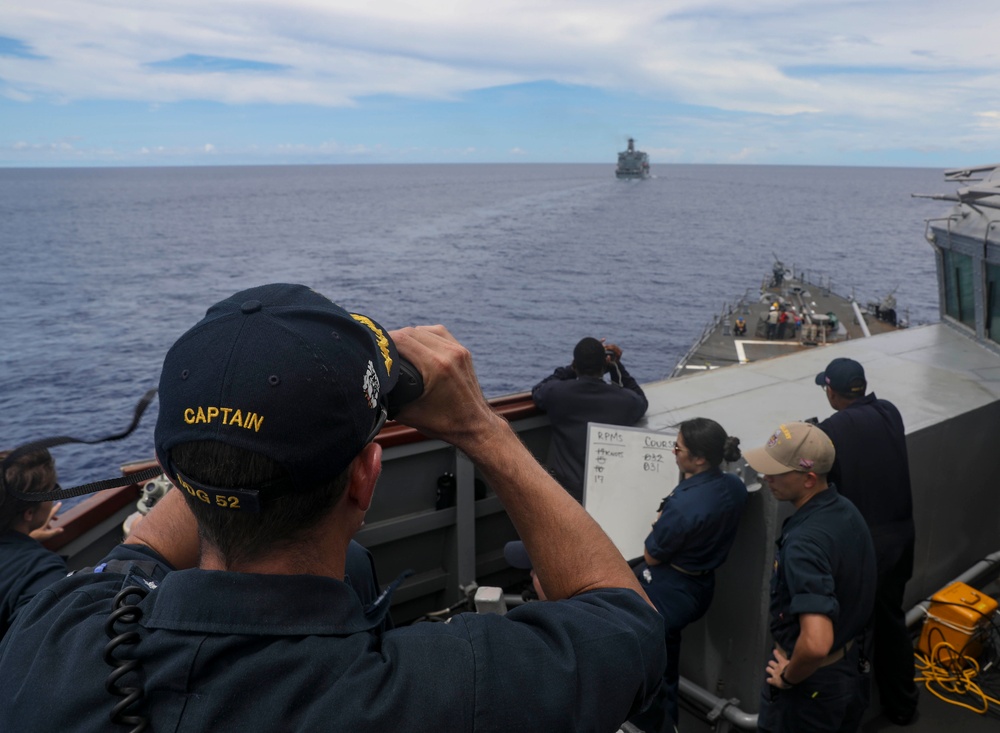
top-left (11, 140), bottom-right (73, 151)
top-left (0, 1), bottom-right (998, 165)
top-left (975, 111), bottom-right (1000, 130)
top-left (2, 1), bottom-right (994, 113)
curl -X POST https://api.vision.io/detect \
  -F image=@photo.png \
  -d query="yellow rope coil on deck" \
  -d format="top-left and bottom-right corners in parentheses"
top-left (914, 640), bottom-right (1000, 715)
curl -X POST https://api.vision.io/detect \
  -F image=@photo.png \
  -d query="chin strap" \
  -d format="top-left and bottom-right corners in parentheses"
top-left (1, 389), bottom-right (162, 502)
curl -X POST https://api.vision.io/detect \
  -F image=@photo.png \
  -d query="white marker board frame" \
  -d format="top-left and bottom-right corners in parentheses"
top-left (583, 422), bottom-right (679, 562)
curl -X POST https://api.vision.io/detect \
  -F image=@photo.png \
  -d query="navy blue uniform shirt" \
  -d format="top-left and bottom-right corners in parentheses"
top-left (0, 529), bottom-right (67, 638)
top-left (644, 468), bottom-right (747, 573)
top-left (0, 542), bottom-right (664, 732)
top-left (769, 486), bottom-right (876, 655)
top-left (818, 393), bottom-right (914, 571)
top-left (532, 365), bottom-right (647, 500)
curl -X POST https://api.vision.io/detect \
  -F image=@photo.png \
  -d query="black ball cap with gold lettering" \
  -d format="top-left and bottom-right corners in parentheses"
top-left (154, 283), bottom-right (399, 511)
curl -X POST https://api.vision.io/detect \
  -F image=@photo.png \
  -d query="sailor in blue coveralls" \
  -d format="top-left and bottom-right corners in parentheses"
top-left (744, 422), bottom-right (876, 733)
top-left (0, 285), bottom-right (664, 733)
top-left (630, 417), bottom-right (747, 733)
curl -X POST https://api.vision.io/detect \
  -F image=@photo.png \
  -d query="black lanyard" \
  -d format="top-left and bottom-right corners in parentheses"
top-left (1, 389), bottom-right (161, 502)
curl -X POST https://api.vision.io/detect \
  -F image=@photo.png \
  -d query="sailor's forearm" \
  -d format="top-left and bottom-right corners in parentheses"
top-left (783, 614), bottom-right (834, 685)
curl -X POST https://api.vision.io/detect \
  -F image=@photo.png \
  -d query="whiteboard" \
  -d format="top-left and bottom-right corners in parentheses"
top-left (583, 422), bottom-right (679, 562)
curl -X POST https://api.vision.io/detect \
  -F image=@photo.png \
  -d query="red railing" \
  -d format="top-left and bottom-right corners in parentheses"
top-left (44, 393), bottom-right (542, 553)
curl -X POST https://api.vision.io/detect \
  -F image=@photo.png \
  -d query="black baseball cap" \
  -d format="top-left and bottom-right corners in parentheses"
top-left (154, 284), bottom-right (399, 511)
top-left (815, 357), bottom-right (866, 398)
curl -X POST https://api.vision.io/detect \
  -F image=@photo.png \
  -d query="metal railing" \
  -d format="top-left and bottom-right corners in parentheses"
top-left (669, 290), bottom-right (752, 378)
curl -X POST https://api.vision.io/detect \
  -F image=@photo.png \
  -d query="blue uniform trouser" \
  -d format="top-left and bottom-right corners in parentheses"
top-left (757, 645), bottom-right (871, 733)
top-left (871, 541), bottom-right (919, 720)
top-left (629, 566), bottom-right (714, 732)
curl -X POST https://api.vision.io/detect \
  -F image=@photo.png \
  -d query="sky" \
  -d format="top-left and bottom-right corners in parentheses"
top-left (1, 1), bottom-right (999, 168)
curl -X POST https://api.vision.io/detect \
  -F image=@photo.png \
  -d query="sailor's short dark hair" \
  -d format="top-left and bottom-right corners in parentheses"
top-left (0, 448), bottom-right (56, 530)
top-left (573, 337), bottom-right (606, 376)
top-left (170, 440), bottom-right (348, 567)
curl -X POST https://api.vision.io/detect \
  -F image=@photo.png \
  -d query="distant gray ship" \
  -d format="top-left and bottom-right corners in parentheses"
top-left (616, 137), bottom-right (650, 179)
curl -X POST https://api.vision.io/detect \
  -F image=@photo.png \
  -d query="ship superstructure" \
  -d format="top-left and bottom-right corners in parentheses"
top-left (616, 137), bottom-right (650, 179)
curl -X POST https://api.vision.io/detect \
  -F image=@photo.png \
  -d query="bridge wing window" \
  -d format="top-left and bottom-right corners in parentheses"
top-left (987, 264), bottom-right (1000, 344)
top-left (943, 250), bottom-right (975, 329)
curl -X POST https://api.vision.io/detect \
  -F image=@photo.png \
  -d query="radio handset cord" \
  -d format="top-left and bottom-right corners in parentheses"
top-left (1, 389), bottom-right (161, 503)
top-left (104, 585), bottom-right (149, 733)
top-left (95, 560), bottom-right (162, 732)
top-left (104, 584), bottom-right (150, 732)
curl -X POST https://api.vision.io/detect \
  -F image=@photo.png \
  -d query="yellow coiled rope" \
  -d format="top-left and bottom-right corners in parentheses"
top-left (914, 640), bottom-right (1000, 715)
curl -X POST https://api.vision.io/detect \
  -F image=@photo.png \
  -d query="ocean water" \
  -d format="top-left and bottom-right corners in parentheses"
top-left (1, 163), bottom-right (948, 494)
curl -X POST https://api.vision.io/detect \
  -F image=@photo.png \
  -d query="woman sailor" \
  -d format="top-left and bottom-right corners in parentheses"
top-left (629, 417), bottom-right (748, 733)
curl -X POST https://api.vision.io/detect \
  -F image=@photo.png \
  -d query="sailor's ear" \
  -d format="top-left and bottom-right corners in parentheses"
top-left (154, 453), bottom-right (171, 481)
top-left (346, 442), bottom-right (382, 512)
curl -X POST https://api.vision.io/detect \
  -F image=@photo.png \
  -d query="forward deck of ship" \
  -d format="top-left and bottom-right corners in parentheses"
top-left (672, 270), bottom-right (904, 376)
